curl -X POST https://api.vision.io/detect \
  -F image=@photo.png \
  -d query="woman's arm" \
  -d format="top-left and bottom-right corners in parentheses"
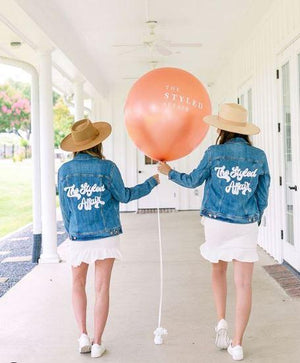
top-left (108, 163), bottom-right (159, 203)
top-left (158, 149), bottom-right (212, 188)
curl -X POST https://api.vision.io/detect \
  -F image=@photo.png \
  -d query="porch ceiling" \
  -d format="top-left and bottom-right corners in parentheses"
top-left (5, 0), bottom-right (274, 92)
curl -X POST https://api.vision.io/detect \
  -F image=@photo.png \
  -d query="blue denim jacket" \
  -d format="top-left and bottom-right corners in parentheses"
top-left (169, 138), bottom-right (270, 224)
top-left (58, 153), bottom-right (158, 240)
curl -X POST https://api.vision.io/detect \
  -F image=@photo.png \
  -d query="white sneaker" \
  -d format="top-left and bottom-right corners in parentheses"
top-left (78, 333), bottom-right (91, 353)
top-left (215, 319), bottom-right (230, 349)
top-left (227, 342), bottom-right (244, 361)
top-left (91, 343), bottom-right (106, 358)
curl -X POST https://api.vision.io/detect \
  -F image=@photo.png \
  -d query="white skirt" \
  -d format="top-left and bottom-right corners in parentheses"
top-left (200, 217), bottom-right (259, 263)
top-left (68, 235), bottom-right (122, 267)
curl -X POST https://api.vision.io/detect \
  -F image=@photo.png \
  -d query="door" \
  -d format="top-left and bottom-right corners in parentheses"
top-left (278, 38), bottom-right (300, 271)
top-left (137, 153), bottom-right (177, 209)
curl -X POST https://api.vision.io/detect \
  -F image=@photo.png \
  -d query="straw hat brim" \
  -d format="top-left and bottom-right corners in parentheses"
top-left (60, 122), bottom-right (112, 152)
top-left (203, 115), bottom-right (260, 135)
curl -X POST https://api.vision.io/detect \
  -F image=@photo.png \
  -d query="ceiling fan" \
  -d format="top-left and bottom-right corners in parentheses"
top-left (113, 20), bottom-right (202, 56)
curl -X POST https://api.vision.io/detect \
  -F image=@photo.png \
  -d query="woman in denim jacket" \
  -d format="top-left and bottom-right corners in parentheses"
top-left (158, 103), bottom-right (270, 361)
top-left (58, 119), bottom-right (159, 357)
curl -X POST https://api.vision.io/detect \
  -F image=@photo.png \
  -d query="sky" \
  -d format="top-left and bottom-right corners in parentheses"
top-left (0, 64), bottom-right (31, 83)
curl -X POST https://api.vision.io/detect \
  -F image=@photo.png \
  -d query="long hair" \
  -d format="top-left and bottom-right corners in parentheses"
top-left (73, 143), bottom-right (105, 159)
top-left (216, 130), bottom-right (252, 146)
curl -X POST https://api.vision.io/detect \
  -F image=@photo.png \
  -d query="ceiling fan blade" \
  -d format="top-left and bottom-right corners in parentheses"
top-left (155, 44), bottom-right (172, 56)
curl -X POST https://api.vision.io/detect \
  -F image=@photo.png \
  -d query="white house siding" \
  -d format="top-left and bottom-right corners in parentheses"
top-left (110, 82), bottom-right (138, 212)
top-left (211, 0), bottom-right (300, 264)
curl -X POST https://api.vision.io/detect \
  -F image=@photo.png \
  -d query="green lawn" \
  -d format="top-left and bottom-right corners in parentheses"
top-left (0, 159), bottom-right (33, 238)
top-left (0, 159), bottom-right (62, 238)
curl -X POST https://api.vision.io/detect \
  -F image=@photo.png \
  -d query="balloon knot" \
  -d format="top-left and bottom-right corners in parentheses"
top-left (153, 327), bottom-right (168, 345)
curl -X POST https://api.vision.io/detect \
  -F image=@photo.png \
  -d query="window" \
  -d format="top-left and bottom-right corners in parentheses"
top-left (145, 155), bottom-right (158, 165)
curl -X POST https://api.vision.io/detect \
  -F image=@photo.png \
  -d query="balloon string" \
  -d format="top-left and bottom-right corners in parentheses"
top-left (156, 185), bottom-right (163, 328)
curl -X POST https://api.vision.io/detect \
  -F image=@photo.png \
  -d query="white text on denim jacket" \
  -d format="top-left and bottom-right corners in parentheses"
top-left (64, 183), bottom-right (105, 210)
top-left (214, 166), bottom-right (258, 195)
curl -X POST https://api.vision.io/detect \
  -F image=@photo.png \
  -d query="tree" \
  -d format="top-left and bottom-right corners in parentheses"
top-left (53, 97), bottom-right (74, 148)
top-left (53, 90), bottom-right (60, 105)
top-left (0, 83), bottom-right (31, 139)
top-left (0, 80), bottom-right (73, 145)
top-left (7, 79), bottom-right (30, 99)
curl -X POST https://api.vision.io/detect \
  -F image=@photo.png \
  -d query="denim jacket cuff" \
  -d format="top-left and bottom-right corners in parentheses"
top-left (147, 176), bottom-right (158, 188)
top-left (168, 169), bottom-right (177, 180)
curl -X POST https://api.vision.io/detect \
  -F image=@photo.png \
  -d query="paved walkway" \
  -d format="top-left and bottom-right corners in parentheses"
top-left (0, 211), bottom-right (299, 363)
top-left (0, 220), bottom-right (67, 297)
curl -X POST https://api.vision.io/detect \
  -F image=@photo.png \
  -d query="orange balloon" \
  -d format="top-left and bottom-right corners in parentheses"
top-left (124, 67), bottom-right (211, 161)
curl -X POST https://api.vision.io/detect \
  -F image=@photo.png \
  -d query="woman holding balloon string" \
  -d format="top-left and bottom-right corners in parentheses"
top-left (158, 103), bottom-right (270, 361)
top-left (58, 119), bottom-right (159, 358)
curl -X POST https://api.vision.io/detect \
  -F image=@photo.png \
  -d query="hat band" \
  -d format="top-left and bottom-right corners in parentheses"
top-left (218, 115), bottom-right (247, 127)
top-left (72, 131), bottom-right (100, 145)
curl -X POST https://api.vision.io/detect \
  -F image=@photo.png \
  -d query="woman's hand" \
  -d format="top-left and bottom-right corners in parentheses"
top-left (153, 174), bottom-right (160, 184)
top-left (158, 162), bottom-right (172, 176)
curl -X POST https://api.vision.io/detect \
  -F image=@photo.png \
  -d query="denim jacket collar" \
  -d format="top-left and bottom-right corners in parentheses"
top-left (226, 137), bottom-right (248, 145)
top-left (73, 153), bottom-right (95, 160)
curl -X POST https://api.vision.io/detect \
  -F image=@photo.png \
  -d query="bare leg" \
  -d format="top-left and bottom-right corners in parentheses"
top-left (232, 260), bottom-right (254, 346)
top-left (72, 262), bottom-right (89, 335)
top-left (93, 258), bottom-right (115, 344)
top-left (211, 261), bottom-right (228, 320)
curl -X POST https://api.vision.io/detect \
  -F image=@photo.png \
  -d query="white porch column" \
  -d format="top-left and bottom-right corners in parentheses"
top-left (91, 96), bottom-right (102, 120)
top-left (0, 56), bottom-right (42, 262)
top-left (90, 98), bottom-right (96, 120)
top-left (38, 50), bottom-right (60, 264)
top-left (30, 70), bottom-right (42, 262)
top-left (101, 95), bottom-right (113, 160)
top-left (74, 80), bottom-right (84, 120)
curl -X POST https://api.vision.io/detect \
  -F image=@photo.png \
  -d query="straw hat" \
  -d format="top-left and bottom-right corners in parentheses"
top-left (203, 103), bottom-right (260, 135)
top-left (60, 119), bottom-right (112, 152)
